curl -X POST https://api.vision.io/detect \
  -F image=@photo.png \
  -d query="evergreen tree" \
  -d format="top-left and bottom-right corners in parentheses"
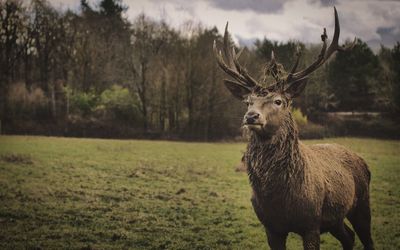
top-left (391, 42), bottom-right (400, 113)
top-left (327, 39), bottom-right (380, 111)
top-left (99, 0), bottom-right (126, 17)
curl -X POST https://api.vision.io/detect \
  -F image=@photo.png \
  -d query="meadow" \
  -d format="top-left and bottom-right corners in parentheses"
top-left (0, 136), bottom-right (399, 249)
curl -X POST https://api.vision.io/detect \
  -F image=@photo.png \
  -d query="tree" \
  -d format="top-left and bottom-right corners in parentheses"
top-left (99, 0), bottom-right (126, 17)
top-left (254, 38), bottom-right (303, 85)
top-left (300, 44), bottom-right (332, 115)
top-left (389, 42), bottom-right (400, 113)
top-left (0, 0), bottom-right (28, 120)
top-left (376, 45), bottom-right (396, 112)
top-left (129, 14), bottom-right (164, 131)
top-left (2, 0), bottom-right (398, 139)
top-left (29, 0), bottom-right (67, 118)
top-left (327, 39), bottom-right (380, 111)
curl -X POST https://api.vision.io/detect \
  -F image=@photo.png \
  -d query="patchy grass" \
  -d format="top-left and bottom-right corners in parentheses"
top-left (0, 136), bottom-right (399, 249)
top-left (1, 153), bottom-right (34, 165)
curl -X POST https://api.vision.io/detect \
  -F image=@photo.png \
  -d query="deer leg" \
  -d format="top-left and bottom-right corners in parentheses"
top-left (266, 229), bottom-right (287, 250)
top-left (251, 196), bottom-right (287, 249)
top-left (250, 195), bottom-right (267, 224)
top-left (348, 201), bottom-right (374, 250)
top-left (302, 230), bottom-right (320, 250)
top-left (329, 222), bottom-right (355, 250)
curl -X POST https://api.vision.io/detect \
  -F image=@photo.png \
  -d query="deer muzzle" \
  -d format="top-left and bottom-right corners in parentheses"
top-left (244, 111), bottom-right (262, 125)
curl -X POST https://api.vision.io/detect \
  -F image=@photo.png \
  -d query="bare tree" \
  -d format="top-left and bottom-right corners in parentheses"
top-left (0, 0), bottom-right (27, 119)
top-left (129, 14), bottom-right (164, 131)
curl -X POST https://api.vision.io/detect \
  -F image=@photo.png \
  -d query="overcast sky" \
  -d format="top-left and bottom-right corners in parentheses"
top-left (46, 0), bottom-right (400, 52)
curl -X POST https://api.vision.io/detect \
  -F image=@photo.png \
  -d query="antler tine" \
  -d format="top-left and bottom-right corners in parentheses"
top-left (324, 7), bottom-right (340, 60)
top-left (223, 23), bottom-right (235, 69)
top-left (325, 8), bottom-right (357, 55)
top-left (290, 46), bottom-right (301, 74)
top-left (290, 7), bottom-right (354, 82)
top-left (232, 47), bottom-right (258, 87)
top-left (268, 50), bottom-right (282, 82)
top-left (290, 28), bottom-right (327, 81)
top-left (213, 22), bottom-right (258, 88)
top-left (287, 46), bottom-right (301, 82)
top-left (213, 40), bottom-right (248, 85)
top-left (340, 37), bottom-right (357, 51)
top-left (235, 47), bottom-right (244, 59)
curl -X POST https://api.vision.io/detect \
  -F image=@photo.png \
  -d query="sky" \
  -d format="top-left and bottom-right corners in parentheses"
top-left (45, 0), bottom-right (400, 52)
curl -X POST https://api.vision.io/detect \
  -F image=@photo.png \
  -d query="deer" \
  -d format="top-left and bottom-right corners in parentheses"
top-left (213, 7), bottom-right (374, 250)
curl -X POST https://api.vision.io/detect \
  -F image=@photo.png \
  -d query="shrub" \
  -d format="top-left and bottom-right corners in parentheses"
top-left (8, 82), bottom-right (29, 104)
top-left (70, 90), bottom-right (98, 115)
top-left (7, 82), bottom-right (48, 119)
top-left (29, 88), bottom-right (47, 107)
top-left (99, 85), bottom-right (141, 123)
top-left (292, 108), bottom-right (308, 126)
top-left (329, 117), bottom-right (400, 139)
top-left (298, 122), bottom-right (327, 139)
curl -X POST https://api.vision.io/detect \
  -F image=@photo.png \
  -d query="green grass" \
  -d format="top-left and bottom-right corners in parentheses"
top-left (0, 136), bottom-right (399, 250)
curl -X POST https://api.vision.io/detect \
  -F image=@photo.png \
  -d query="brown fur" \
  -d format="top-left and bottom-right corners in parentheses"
top-left (214, 8), bottom-right (373, 249)
top-left (246, 112), bottom-right (374, 250)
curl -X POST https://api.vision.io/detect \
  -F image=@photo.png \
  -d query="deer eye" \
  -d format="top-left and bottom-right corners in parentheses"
top-left (274, 99), bottom-right (282, 106)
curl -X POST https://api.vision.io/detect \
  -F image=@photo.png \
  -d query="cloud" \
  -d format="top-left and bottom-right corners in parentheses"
top-left (209, 0), bottom-right (290, 14)
top-left (334, 1), bottom-right (400, 51)
top-left (311, 0), bottom-right (338, 7)
top-left (321, 0), bottom-right (338, 6)
top-left (41, 0), bottom-right (82, 10)
top-left (45, 0), bottom-right (400, 52)
top-left (375, 26), bottom-right (400, 48)
top-left (236, 35), bottom-right (257, 48)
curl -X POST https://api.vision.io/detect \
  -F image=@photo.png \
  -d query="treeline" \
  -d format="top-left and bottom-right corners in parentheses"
top-left (1, 0), bottom-right (399, 140)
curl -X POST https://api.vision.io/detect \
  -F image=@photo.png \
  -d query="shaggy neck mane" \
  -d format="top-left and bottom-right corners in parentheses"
top-left (246, 112), bottom-right (305, 195)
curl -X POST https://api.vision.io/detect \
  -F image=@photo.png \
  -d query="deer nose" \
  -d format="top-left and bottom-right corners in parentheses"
top-left (245, 112), bottom-right (260, 124)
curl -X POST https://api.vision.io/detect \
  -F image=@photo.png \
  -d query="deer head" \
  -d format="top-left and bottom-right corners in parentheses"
top-left (214, 7), bottom-right (355, 138)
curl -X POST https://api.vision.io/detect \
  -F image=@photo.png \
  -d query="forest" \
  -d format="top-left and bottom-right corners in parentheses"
top-left (1, 0), bottom-right (399, 140)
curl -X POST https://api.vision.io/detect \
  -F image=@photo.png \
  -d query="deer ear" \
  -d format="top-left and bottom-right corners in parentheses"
top-left (284, 77), bottom-right (308, 99)
top-left (224, 80), bottom-right (251, 100)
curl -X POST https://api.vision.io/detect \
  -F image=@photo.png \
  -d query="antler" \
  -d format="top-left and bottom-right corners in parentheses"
top-left (266, 51), bottom-right (283, 82)
top-left (286, 46), bottom-right (301, 82)
top-left (288, 7), bottom-right (356, 82)
top-left (213, 23), bottom-right (258, 88)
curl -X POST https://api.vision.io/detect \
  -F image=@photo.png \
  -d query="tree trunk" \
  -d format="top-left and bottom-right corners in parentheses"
top-left (159, 72), bottom-right (166, 132)
top-left (205, 63), bottom-right (217, 140)
top-left (50, 83), bottom-right (56, 118)
top-left (140, 61), bottom-right (148, 131)
top-left (185, 46), bottom-right (195, 137)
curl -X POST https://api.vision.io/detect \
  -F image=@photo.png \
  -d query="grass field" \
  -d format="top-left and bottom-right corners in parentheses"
top-left (0, 136), bottom-right (399, 249)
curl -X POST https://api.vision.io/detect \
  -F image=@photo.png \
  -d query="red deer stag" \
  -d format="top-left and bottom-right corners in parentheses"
top-left (213, 7), bottom-right (374, 250)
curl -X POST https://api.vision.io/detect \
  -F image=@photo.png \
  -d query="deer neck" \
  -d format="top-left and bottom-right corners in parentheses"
top-left (246, 113), bottom-right (305, 193)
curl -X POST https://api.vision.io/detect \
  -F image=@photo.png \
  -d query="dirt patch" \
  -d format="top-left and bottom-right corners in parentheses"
top-left (176, 188), bottom-right (186, 195)
top-left (1, 153), bottom-right (34, 165)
